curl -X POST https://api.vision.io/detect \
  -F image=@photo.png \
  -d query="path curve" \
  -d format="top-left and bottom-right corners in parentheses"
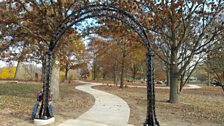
top-left (155, 84), bottom-right (201, 89)
top-left (98, 83), bottom-right (201, 89)
top-left (59, 82), bottom-right (131, 126)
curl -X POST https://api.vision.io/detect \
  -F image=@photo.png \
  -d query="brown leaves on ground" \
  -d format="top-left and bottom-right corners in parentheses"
top-left (0, 82), bottom-right (94, 126)
top-left (95, 85), bottom-right (224, 126)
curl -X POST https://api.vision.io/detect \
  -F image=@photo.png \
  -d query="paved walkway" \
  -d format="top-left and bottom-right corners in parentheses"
top-left (59, 82), bottom-right (131, 126)
top-left (155, 84), bottom-right (201, 89)
top-left (99, 83), bottom-right (202, 89)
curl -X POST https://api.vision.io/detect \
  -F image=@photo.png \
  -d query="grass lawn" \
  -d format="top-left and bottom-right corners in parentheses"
top-left (95, 85), bottom-right (224, 126)
top-left (0, 81), bottom-right (94, 126)
top-left (1, 81), bottom-right (223, 126)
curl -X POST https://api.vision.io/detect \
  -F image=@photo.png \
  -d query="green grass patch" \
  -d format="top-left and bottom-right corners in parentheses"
top-left (0, 83), bottom-right (42, 97)
top-left (0, 83), bottom-right (42, 110)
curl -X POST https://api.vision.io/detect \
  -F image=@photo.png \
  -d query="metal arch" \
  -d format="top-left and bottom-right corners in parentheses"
top-left (51, 14), bottom-right (147, 51)
top-left (41, 4), bottom-right (159, 126)
top-left (49, 4), bottom-right (151, 51)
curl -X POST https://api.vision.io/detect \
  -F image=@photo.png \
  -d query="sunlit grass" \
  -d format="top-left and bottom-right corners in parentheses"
top-left (0, 82), bottom-right (94, 125)
top-left (0, 83), bottom-right (41, 97)
top-left (0, 83), bottom-right (41, 110)
top-left (95, 85), bottom-right (224, 125)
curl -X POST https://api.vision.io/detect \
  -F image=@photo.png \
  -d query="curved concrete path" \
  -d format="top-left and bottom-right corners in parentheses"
top-left (59, 82), bottom-right (131, 126)
top-left (98, 82), bottom-right (201, 89)
top-left (155, 84), bottom-right (201, 89)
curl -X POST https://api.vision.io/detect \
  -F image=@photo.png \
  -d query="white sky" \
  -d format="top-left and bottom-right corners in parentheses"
top-left (0, 61), bottom-right (6, 67)
top-left (0, 60), bottom-right (15, 67)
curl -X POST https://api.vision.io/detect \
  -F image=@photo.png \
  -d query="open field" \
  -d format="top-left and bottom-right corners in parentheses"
top-left (95, 85), bottom-right (224, 126)
top-left (0, 81), bottom-right (94, 126)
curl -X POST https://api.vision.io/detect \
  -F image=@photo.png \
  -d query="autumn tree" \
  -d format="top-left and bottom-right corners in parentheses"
top-left (126, 47), bottom-right (147, 81)
top-left (205, 37), bottom-right (224, 91)
top-left (138, 0), bottom-right (224, 103)
top-left (0, 1), bottom-right (17, 52)
top-left (59, 32), bottom-right (88, 80)
top-left (87, 18), bottom-right (149, 87)
top-left (87, 37), bottom-right (102, 80)
top-left (0, 0), bottom-right (90, 100)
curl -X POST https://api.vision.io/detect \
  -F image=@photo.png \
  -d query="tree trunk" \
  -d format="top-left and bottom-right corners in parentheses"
top-left (50, 55), bottom-right (60, 101)
top-left (113, 61), bottom-right (117, 86)
top-left (132, 63), bottom-right (136, 80)
top-left (208, 72), bottom-right (211, 86)
top-left (103, 71), bottom-right (106, 80)
top-left (179, 73), bottom-right (185, 93)
top-left (92, 61), bottom-right (96, 80)
top-left (169, 48), bottom-right (179, 103)
top-left (120, 51), bottom-right (125, 88)
top-left (65, 63), bottom-right (69, 80)
top-left (120, 61), bottom-right (124, 88)
top-left (166, 68), bottom-right (170, 86)
top-left (169, 66), bottom-right (178, 103)
top-left (14, 60), bottom-right (22, 80)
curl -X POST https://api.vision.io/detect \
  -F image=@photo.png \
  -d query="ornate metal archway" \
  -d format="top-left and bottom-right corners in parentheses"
top-left (40, 4), bottom-right (159, 126)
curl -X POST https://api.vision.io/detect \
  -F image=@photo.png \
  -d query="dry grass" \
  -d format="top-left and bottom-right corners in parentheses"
top-left (95, 85), bottom-right (224, 126)
top-left (0, 81), bottom-right (94, 126)
top-left (1, 80), bottom-right (223, 126)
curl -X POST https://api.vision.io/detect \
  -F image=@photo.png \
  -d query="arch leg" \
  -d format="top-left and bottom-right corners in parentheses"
top-left (39, 51), bottom-right (53, 119)
top-left (144, 51), bottom-right (160, 126)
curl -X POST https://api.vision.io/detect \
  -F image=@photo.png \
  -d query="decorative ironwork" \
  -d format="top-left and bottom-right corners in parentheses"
top-left (39, 51), bottom-right (52, 119)
top-left (144, 51), bottom-right (159, 126)
top-left (49, 4), bottom-right (150, 51)
top-left (41, 3), bottom-right (160, 126)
